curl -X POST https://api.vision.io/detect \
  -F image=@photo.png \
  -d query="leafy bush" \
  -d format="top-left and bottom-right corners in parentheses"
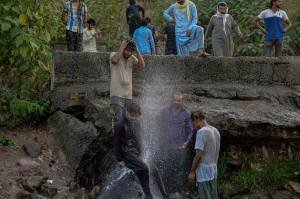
top-left (0, 0), bottom-right (63, 127)
top-left (218, 154), bottom-right (300, 198)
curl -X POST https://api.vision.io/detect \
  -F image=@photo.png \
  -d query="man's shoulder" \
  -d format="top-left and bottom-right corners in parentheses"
top-left (189, 1), bottom-right (197, 8)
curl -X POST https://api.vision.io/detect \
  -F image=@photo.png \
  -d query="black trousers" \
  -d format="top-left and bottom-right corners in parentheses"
top-left (66, 30), bottom-right (83, 51)
top-left (124, 154), bottom-right (153, 198)
top-left (129, 24), bottom-right (140, 38)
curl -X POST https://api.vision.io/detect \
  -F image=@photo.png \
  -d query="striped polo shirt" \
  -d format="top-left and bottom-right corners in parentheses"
top-left (63, 0), bottom-right (88, 33)
top-left (258, 9), bottom-right (289, 41)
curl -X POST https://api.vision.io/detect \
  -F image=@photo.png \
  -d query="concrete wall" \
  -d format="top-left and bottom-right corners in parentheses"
top-left (53, 51), bottom-right (300, 87)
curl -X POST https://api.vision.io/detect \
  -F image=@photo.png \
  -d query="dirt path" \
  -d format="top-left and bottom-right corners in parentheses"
top-left (0, 125), bottom-right (78, 199)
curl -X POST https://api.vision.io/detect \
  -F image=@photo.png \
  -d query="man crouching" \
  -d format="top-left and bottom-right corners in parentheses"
top-left (113, 102), bottom-right (153, 199)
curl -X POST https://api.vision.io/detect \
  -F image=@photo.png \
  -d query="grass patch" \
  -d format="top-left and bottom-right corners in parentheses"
top-left (218, 154), bottom-right (300, 198)
top-left (0, 132), bottom-right (19, 148)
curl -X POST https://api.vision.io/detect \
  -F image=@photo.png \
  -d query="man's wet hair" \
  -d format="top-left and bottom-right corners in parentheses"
top-left (87, 18), bottom-right (96, 26)
top-left (125, 40), bottom-right (137, 52)
top-left (129, 0), bottom-right (136, 5)
top-left (191, 110), bottom-right (206, 121)
top-left (125, 102), bottom-right (141, 115)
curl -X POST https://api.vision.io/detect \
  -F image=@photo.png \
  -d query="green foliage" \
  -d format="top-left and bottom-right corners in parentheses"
top-left (0, 132), bottom-right (19, 148)
top-left (84, 0), bottom-right (128, 51)
top-left (218, 154), bottom-right (300, 198)
top-left (0, 0), bottom-right (63, 127)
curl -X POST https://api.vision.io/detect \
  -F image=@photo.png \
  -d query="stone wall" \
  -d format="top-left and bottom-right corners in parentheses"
top-left (50, 51), bottom-right (300, 142)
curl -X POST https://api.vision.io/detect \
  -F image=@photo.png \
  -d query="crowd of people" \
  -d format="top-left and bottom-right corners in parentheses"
top-left (60, 0), bottom-right (293, 198)
top-left (61, 0), bottom-right (292, 57)
top-left (109, 39), bottom-right (221, 198)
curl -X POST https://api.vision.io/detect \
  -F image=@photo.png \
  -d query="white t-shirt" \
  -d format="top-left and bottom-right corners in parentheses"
top-left (110, 52), bottom-right (138, 99)
top-left (83, 28), bottom-right (97, 52)
top-left (258, 9), bottom-right (288, 21)
top-left (195, 126), bottom-right (220, 182)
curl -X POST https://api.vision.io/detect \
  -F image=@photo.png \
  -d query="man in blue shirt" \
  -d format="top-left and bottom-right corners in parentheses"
top-left (133, 19), bottom-right (156, 55)
top-left (254, 0), bottom-right (292, 57)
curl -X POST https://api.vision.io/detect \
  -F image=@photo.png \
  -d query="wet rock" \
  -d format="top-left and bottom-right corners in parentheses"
top-left (98, 166), bottom-right (144, 199)
top-left (23, 143), bottom-right (42, 158)
top-left (17, 158), bottom-right (40, 167)
top-left (47, 111), bottom-right (98, 174)
top-left (283, 180), bottom-right (300, 194)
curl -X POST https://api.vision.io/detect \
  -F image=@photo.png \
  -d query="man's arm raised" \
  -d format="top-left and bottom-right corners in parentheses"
top-left (135, 47), bottom-right (145, 69)
top-left (111, 40), bottom-right (128, 64)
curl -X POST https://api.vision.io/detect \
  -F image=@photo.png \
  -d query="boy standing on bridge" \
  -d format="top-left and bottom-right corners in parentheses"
top-left (110, 40), bottom-right (145, 128)
top-left (254, 0), bottom-right (292, 57)
top-left (61, 0), bottom-right (88, 51)
top-left (188, 111), bottom-right (220, 199)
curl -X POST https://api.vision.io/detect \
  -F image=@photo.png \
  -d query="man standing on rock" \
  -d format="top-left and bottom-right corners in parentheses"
top-left (188, 111), bottom-right (220, 199)
top-left (110, 40), bottom-right (145, 128)
top-left (159, 93), bottom-right (193, 193)
top-left (113, 102), bottom-right (153, 199)
top-left (254, 0), bottom-right (292, 57)
top-left (163, 0), bottom-right (206, 56)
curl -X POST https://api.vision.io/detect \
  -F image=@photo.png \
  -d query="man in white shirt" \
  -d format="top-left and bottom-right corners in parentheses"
top-left (188, 110), bottom-right (220, 199)
top-left (110, 40), bottom-right (145, 128)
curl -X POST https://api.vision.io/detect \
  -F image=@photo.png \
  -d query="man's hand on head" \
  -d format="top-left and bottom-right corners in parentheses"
top-left (120, 40), bottom-right (129, 51)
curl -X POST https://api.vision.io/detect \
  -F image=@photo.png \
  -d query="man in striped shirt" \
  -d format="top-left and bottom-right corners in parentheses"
top-left (61, 0), bottom-right (88, 51)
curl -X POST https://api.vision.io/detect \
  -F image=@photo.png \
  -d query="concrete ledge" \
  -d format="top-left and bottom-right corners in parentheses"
top-left (53, 51), bottom-right (300, 88)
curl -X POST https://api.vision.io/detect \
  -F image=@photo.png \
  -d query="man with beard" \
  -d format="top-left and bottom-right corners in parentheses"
top-left (159, 93), bottom-right (193, 194)
top-left (113, 102), bottom-right (153, 198)
top-left (254, 0), bottom-right (292, 57)
top-left (163, 0), bottom-right (207, 56)
top-left (110, 40), bottom-right (145, 128)
top-left (205, 2), bottom-right (243, 57)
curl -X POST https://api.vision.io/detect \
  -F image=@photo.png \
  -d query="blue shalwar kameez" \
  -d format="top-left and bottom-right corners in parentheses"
top-left (163, 1), bottom-right (204, 56)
